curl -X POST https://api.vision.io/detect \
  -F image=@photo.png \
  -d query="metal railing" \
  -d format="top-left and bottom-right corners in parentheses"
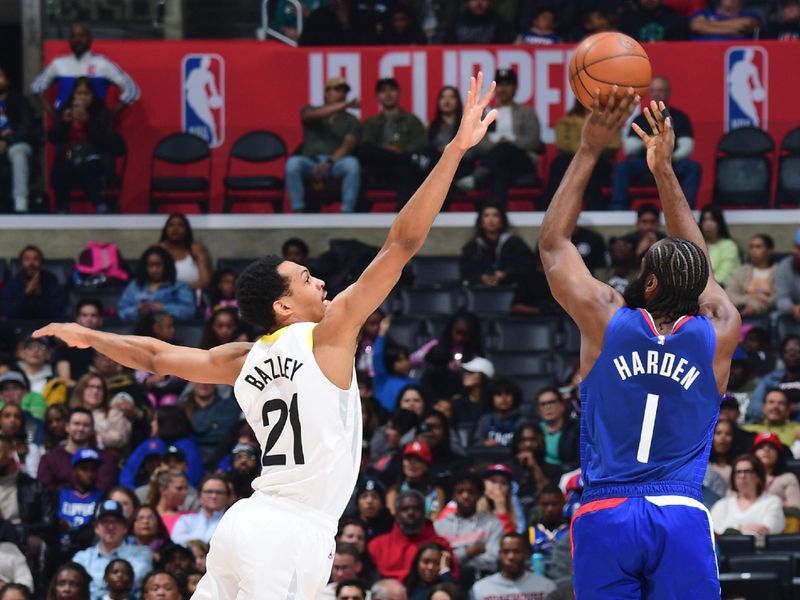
top-left (257, 0), bottom-right (302, 47)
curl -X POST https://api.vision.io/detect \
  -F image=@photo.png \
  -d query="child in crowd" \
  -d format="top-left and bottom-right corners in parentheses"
top-left (205, 268), bottom-right (239, 318)
top-left (528, 484), bottom-right (569, 557)
top-left (103, 558), bottom-right (135, 600)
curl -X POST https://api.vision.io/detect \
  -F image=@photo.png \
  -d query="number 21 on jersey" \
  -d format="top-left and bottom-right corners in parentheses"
top-left (261, 393), bottom-right (305, 466)
top-left (637, 394), bottom-right (659, 464)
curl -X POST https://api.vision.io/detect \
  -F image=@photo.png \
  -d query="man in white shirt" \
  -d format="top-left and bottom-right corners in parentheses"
top-left (32, 22), bottom-right (140, 118)
top-left (171, 473), bottom-right (229, 544)
top-left (456, 68), bottom-right (542, 205)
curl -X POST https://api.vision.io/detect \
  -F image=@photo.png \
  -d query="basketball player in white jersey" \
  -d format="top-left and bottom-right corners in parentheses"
top-left (34, 73), bottom-right (497, 600)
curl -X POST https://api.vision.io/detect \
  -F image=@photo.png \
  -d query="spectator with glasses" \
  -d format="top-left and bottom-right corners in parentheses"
top-left (710, 454), bottom-right (784, 543)
top-left (171, 473), bottom-right (231, 544)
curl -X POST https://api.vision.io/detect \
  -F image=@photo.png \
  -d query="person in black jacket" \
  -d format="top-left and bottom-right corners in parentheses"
top-left (47, 76), bottom-right (124, 214)
top-left (460, 201), bottom-right (536, 287)
top-left (0, 435), bottom-right (56, 588)
top-left (0, 66), bottom-right (35, 214)
top-left (0, 245), bottom-right (65, 320)
top-left (445, 0), bottom-right (514, 43)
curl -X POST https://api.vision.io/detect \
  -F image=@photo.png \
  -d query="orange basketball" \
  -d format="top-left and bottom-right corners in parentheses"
top-left (569, 32), bottom-right (652, 110)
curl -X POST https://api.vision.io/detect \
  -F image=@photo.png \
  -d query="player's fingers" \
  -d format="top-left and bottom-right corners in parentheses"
top-left (479, 80), bottom-right (496, 111)
top-left (466, 76), bottom-right (475, 108)
top-left (642, 106), bottom-right (659, 135)
top-left (650, 100), bottom-right (664, 126)
top-left (481, 108), bottom-right (498, 128)
top-left (591, 89), bottom-right (601, 114)
top-left (606, 86), bottom-right (618, 113)
top-left (631, 122), bottom-right (650, 142)
top-left (475, 72), bottom-right (483, 106)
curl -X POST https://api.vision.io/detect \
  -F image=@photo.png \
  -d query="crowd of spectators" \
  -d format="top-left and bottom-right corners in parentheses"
top-left (2, 1), bottom-right (799, 213)
top-left (0, 206), bottom-right (798, 597)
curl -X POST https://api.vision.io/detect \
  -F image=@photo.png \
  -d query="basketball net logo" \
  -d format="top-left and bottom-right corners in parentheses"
top-left (181, 54), bottom-right (225, 148)
top-left (724, 46), bottom-right (768, 132)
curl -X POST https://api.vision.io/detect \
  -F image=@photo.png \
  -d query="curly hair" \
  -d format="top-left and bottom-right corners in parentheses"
top-left (236, 255), bottom-right (290, 331)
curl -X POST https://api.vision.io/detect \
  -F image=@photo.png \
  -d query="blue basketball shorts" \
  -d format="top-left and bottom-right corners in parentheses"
top-left (571, 495), bottom-right (720, 600)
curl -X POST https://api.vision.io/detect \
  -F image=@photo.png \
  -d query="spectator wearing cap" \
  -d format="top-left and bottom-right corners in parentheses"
top-left (178, 382), bottom-right (241, 467)
top-left (0, 371), bottom-right (46, 437)
top-left (434, 472), bottom-right (504, 580)
top-left (452, 358), bottom-right (494, 440)
top-left (73, 499), bottom-right (153, 599)
top-left (455, 69), bottom-right (542, 206)
top-left (0, 245), bottom-right (65, 320)
top-left (534, 386), bottom-right (580, 476)
top-left (445, 0), bottom-right (514, 44)
top-left (478, 464), bottom-right (525, 534)
top-left (746, 337), bottom-right (800, 424)
top-left (775, 229), bottom-right (800, 339)
top-left (171, 473), bottom-right (230, 545)
top-left (355, 78), bottom-right (427, 208)
top-left (284, 76), bottom-right (361, 213)
top-left (120, 406), bottom-right (205, 489)
top-left (368, 489), bottom-right (457, 581)
top-left (386, 441), bottom-right (446, 520)
top-left (753, 431), bottom-right (800, 511)
top-left (37, 407), bottom-right (119, 493)
top-left (299, 0), bottom-right (378, 45)
top-left (473, 378), bottom-right (524, 449)
top-left (228, 443), bottom-right (259, 502)
top-left (726, 233), bottom-right (777, 317)
top-left (0, 434), bottom-right (55, 585)
top-left (57, 447), bottom-right (104, 554)
top-left (352, 478), bottom-right (394, 540)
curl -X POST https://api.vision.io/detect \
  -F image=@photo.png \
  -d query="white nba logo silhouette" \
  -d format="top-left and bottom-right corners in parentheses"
top-left (181, 54), bottom-right (225, 147)
top-left (725, 47), bottom-right (768, 131)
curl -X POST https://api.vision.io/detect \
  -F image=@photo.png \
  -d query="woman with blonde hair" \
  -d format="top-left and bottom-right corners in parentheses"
top-left (147, 467), bottom-right (190, 535)
top-left (69, 373), bottom-right (131, 451)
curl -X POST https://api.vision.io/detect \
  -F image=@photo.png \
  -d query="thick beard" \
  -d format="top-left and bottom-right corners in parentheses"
top-left (623, 273), bottom-right (648, 310)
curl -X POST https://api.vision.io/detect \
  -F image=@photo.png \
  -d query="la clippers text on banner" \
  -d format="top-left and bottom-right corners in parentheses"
top-left (42, 41), bottom-right (799, 213)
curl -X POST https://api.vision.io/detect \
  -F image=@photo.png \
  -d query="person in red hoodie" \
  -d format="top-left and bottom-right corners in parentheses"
top-left (368, 489), bottom-right (459, 581)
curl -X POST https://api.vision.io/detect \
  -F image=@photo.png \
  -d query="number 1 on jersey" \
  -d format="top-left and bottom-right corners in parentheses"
top-left (637, 393), bottom-right (660, 464)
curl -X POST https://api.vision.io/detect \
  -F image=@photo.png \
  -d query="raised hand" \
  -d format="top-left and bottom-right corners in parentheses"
top-left (581, 86), bottom-right (639, 154)
top-left (451, 72), bottom-right (497, 153)
top-left (33, 322), bottom-right (93, 349)
top-left (631, 100), bottom-right (675, 175)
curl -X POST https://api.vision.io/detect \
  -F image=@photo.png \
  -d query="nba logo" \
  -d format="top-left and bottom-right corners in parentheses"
top-left (724, 46), bottom-right (768, 132)
top-left (181, 54), bottom-right (225, 147)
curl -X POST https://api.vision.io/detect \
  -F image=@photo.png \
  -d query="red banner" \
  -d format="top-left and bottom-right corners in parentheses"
top-left (43, 40), bottom-right (799, 213)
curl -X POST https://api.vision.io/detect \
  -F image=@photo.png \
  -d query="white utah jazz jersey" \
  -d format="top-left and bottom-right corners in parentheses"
top-left (233, 322), bottom-right (362, 521)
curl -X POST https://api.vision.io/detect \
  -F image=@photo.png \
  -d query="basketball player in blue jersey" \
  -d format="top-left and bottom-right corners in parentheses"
top-left (539, 88), bottom-right (740, 599)
top-left (33, 74), bottom-right (497, 600)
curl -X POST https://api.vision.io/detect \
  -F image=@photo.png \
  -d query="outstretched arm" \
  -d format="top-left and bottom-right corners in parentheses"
top-left (632, 102), bottom-right (740, 392)
top-left (315, 73), bottom-right (497, 353)
top-left (539, 89), bottom-right (636, 374)
top-left (33, 323), bottom-right (250, 385)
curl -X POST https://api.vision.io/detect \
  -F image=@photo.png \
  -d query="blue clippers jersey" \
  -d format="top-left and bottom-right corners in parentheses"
top-left (580, 307), bottom-right (720, 503)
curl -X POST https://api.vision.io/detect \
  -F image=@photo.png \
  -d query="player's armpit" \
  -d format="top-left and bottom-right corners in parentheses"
top-left (152, 341), bottom-right (252, 385)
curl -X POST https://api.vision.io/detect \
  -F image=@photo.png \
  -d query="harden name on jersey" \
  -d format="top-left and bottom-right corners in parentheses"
top-left (242, 355), bottom-right (304, 390)
top-left (612, 349), bottom-right (701, 391)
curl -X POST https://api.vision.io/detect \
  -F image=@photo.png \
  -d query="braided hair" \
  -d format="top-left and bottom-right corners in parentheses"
top-left (642, 237), bottom-right (709, 323)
